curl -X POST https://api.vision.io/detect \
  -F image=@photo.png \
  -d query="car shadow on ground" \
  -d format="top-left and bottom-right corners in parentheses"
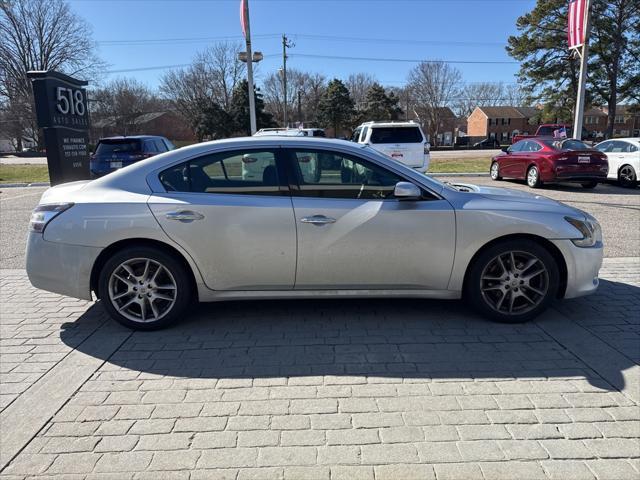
top-left (59, 280), bottom-right (639, 391)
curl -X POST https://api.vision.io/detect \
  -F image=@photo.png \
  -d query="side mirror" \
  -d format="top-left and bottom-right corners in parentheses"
top-left (394, 181), bottom-right (421, 200)
top-left (501, 147), bottom-right (510, 153)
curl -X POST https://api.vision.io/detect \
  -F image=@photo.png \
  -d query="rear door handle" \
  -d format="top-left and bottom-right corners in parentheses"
top-left (301, 215), bottom-right (336, 225)
top-left (165, 210), bottom-right (205, 222)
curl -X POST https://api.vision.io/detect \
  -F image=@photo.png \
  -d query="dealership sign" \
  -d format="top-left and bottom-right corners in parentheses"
top-left (27, 71), bottom-right (91, 185)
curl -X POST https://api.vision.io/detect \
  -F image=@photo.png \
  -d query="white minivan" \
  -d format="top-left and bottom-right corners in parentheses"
top-left (352, 121), bottom-right (430, 173)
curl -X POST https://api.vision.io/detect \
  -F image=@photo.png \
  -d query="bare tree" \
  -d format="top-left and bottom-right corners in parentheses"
top-left (346, 73), bottom-right (377, 112)
top-left (159, 42), bottom-right (245, 136)
top-left (454, 82), bottom-right (506, 117)
top-left (262, 68), bottom-right (326, 126)
top-left (90, 78), bottom-right (164, 136)
top-left (0, 0), bottom-right (102, 149)
top-left (407, 62), bottom-right (462, 145)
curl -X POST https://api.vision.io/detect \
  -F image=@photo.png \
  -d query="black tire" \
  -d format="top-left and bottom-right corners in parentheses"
top-left (464, 239), bottom-right (560, 323)
top-left (581, 181), bottom-right (598, 189)
top-left (98, 246), bottom-right (193, 330)
top-left (618, 165), bottom-right (637, 188)
top-left (526, 165), bottom-right (542, 188)
top-left (490, 162), bottom-right (502, 181)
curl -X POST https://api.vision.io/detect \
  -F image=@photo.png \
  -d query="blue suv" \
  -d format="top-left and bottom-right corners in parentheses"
top-left (90, 135), bottom-right (175, 178)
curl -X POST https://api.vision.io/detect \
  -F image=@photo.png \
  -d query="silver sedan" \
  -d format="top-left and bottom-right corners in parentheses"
top-left (26, 137), bottom-right (603, 330)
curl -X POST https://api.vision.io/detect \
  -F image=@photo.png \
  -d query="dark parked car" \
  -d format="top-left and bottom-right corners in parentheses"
top-left (490, 137), bottom-right (608, 189)
top-left (90, 136), bottom-right (175, 178)
top-left (473, 137), bottom-right (501, 149)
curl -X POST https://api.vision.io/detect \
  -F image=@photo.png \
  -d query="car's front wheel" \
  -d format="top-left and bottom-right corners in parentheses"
top-left (618, 165), bottom-right (637, 188)
top-left (98, 246), bottom-right (192, 330)
top-left (490, 162), bottom-right (502, 181)
top-left (465, 239), bottom-right (560, 323)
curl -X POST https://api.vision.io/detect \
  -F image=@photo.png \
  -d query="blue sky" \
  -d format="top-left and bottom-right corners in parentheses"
top-left (70, 0), bottom-right (537, 90)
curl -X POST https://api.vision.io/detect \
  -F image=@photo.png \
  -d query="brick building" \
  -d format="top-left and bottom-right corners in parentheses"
top-left (467, 106), bottom-right (540, 144)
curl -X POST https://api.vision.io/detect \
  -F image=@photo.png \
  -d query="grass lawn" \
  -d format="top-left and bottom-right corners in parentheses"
top-left (428, 156), bottom-right (492, 174)
top-left (0, 164), bottom-right (50, 184)
top-left (0, 156), bottom-right (491, 185)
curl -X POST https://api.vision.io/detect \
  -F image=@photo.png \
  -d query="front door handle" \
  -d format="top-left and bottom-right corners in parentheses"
top-left (165, 210), bottom-right (205, 222)
top-left (301, 215), bottom-right (336, 225)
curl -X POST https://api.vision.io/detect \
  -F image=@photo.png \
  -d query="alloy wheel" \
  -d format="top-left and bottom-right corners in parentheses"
top-left (527, 167), bottom-right (538, 187)
top-left (480, 251), bottom-right (549, 315)
top-left (490, 162), bottom-right (500, 180)
top-left (619, 165), bottom-right (636, 187)
top-left (108, 258), bottom-right (177, 323)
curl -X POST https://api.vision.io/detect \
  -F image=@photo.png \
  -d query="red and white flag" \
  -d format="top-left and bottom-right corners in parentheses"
top-left (240, 0), bottom-right (247, 39)
top-left (568, 0), bottom-right (587, 49)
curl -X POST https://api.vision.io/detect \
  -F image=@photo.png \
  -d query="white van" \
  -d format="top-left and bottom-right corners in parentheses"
top-left (352, 121), bottom-right (430, 173)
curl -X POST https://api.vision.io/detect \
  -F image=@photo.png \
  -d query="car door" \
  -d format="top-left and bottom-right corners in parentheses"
top-left (285, 148), bottom-right (456, 290)
top-left (500, 141), bottom-right (524, 178)
top-left (147, 148), bottom-right (297, 291)
top-left (516, 140), bottom-right (542, 178)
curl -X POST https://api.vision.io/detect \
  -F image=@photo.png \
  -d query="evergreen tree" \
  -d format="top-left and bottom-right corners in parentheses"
top-left (363, 83), bottom-right (402, 121)
top-left (507, 0), bottom-right (639, 135)
top-left (318, 79), bottom-right (355, 136)
top-left (229, 80), bottom-right (275, 135)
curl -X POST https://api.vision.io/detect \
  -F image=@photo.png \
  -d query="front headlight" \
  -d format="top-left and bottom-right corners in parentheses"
top-left (29, 203), bottom-right (74, 233)
top-left (564, 216), bottom-right (601, 247)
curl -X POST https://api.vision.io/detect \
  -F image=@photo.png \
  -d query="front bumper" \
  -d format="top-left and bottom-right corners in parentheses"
top-left (26, 232), bottom-right (102, 301)
top-left (550, 239), bottom-right (603, 299)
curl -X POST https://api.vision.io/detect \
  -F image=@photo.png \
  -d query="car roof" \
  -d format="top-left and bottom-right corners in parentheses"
top-left (360, 121), bottom-right (421, 128)
top-left (596, 137), bottom-right (640, 145)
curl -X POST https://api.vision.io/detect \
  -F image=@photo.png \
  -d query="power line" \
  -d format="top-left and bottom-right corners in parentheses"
top-left (290, 53), bottom-right (518, 64)
top-left (97, 34), bottom-right (279, 46)
top-left (292, 34), bottom-right (506, 48)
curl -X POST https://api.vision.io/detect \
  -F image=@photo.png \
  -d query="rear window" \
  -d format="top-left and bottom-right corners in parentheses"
top-left (369, 127), bottom-right (423, 144)
top-left (542, 139), bottom-right (590, 151)
top-left (95, 139), bottom-right (142, 155)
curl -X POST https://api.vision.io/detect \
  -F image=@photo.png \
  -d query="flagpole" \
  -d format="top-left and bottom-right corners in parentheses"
top-left (573, 0), bottom-right (591, 140)
top-left (243, 0), bottom-right (257, 134)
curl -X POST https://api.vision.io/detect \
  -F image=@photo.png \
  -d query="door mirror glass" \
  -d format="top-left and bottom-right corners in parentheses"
top-left (394, 181), bottom-right (421, 200)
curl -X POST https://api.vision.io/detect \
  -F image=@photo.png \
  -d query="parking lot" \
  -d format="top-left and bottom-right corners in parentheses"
top-left (1, 179), bottom-right (638, 479)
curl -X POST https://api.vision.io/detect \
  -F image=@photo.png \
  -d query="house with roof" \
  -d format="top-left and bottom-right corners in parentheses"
top-left (467, 106), bottom-right (540, 144)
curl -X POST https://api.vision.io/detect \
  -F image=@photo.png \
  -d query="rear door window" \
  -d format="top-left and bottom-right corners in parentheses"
top-left (95, 140), bottom-right (142, 155)
top-left (369, 127), bottom-right (423, 144)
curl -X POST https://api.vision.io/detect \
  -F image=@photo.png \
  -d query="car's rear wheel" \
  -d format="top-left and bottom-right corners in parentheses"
top-left (526, 166), bottom-right (542, 188)
top-left (98, 246), bottom-right (192, 330)
top-left (618, 165), bottom-right (637, 188)
top-left (490, 162), bottom-right (502, 181)
top-left (465, 239), bottom-right (560, 323)
top-left (581, 181), bottom-right (598, 189)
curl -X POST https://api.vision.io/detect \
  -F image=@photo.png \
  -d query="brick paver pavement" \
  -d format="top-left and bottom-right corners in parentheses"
top-left (0, 258), bottom-right (638, 479)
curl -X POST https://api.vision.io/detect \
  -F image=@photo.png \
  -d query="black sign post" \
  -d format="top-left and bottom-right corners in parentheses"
top-left (27, 71), bottom-right (91, 185)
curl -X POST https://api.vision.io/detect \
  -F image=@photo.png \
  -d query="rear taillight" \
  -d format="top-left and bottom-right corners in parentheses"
top-left (29, 203), bottom-right (74, 233)
top-left (424, 143), bottom-right (430, 154)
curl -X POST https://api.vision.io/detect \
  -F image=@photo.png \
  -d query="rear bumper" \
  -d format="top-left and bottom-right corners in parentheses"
top-left (26, 232), bottom-right (101, 301)
top-left (550, 239), bottom-right (603, 299)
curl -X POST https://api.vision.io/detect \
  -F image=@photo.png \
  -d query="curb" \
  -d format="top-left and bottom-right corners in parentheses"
top-left (0, 182), bottom-right (50, 188)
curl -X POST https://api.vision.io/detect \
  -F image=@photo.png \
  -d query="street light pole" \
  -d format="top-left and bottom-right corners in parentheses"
top-left (243, 0), bottom-right (257, 134)
top-left (281, 34), bottom-right (294, 128)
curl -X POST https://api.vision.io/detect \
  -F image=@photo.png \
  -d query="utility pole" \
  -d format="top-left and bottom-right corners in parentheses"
top-left (573, 0), bottom-right (592, 140)
top-left (282, 34), bottom-right (294, 128)
top-left (242, 0), bottom-right (257, 134)
top-left (297, 90), bottom-right (302, 125)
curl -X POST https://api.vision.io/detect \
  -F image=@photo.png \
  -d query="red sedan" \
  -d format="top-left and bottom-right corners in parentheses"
top-left (490, 138), bottom-right (608, 189)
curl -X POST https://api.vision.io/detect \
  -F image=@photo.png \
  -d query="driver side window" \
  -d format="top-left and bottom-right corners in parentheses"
top-left (288, 149), bottom-right (405, 200)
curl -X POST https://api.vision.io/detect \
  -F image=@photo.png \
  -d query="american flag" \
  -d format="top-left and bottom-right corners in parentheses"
top-left (240, 0), bottom-right (247, 39)
top-left (568, 0), bottom-right (587, 49)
